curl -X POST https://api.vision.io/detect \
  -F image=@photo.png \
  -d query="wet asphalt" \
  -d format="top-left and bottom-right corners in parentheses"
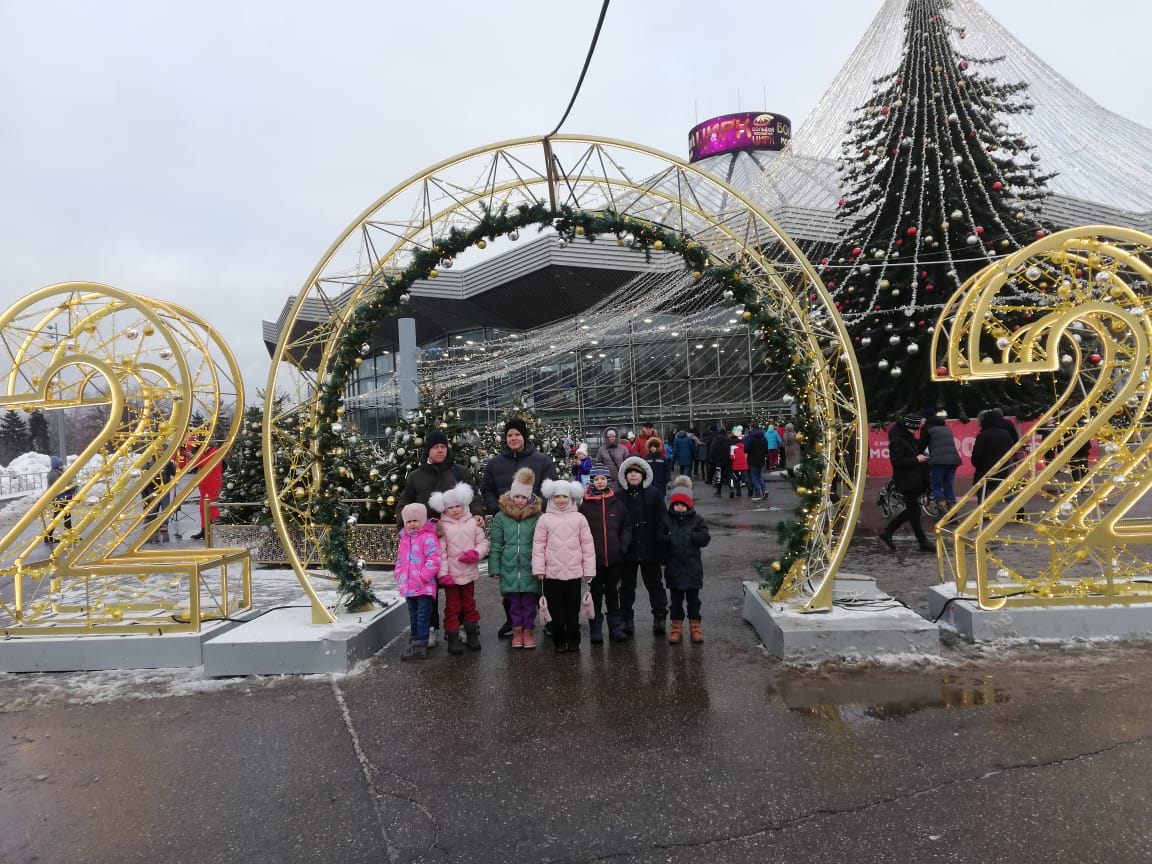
top-left (3, 477), bottom-right (1152, 863)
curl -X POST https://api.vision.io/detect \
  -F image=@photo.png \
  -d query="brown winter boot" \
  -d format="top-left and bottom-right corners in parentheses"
top-left (689, 620), bottom-right (704, 643)
top-left (668, 620), bottom-right (683, 644)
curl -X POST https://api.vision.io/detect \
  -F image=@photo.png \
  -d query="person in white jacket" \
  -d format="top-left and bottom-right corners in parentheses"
top-left (532, 479), bottom-right (595, 653)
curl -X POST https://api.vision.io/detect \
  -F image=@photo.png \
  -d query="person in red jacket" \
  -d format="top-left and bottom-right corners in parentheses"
top-left (579, 465), bottom-right (632, 644)
top-left (188, 443), bottom-right (223, 541)
top-left (729, 427), bottom-right (749, 498)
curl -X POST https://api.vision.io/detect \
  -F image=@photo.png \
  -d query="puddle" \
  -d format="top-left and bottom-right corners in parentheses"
top-left (782, 674), bottom-right (1008, 723)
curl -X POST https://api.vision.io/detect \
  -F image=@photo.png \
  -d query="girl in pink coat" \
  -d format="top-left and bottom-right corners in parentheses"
top-left (532, 479), bottom-right (595, 653)
top-left (394, 503), bottom-right (442, 661)
top-left (429, 482), bottom-right (490, 655)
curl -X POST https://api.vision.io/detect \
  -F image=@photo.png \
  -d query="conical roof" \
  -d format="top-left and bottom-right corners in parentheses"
top-left (750, 0), bottom-right (1152, 230)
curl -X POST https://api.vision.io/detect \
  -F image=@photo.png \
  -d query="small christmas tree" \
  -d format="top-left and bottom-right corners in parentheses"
top-left (825, 0), bottom-right (1055, 421)
top-left (217, 403), bottom-right (275, 524)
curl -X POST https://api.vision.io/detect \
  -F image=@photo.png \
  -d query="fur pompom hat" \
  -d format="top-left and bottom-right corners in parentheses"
top-left (541, 478), bottom-right (584, 503)
top-left (669, 475), bottom-right (694, 508)
top-left (401, 502), bottom-right (428, 526)
top-left (509, 467), bottom-right (536, 500)
top-left (428, 482), bottom-right (474, 513)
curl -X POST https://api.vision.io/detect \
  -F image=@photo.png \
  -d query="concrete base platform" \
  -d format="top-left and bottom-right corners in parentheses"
top-left (743, 577), bottom-right (940, 662)
top-left (202, 599), bottom-right (408, 676)
top-left (927, 583), bottom-right (1152, 642)
top-left (0, 616), bottom-right (254, 672)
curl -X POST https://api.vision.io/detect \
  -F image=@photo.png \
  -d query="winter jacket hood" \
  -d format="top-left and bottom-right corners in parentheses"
top-left (618, 455), bottom-right (653, 489)
top-left (497, 495), bottom-right (542, 520)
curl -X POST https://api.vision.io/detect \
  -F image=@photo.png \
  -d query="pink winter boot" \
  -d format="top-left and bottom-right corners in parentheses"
top-left (511, 626), bottom-right (524, 648)
top-left (522, 627), bottom-right (536, 649)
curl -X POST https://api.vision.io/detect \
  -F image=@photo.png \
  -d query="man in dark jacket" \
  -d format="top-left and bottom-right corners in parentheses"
top-left (671, 430), bottom-right (695, 478)
top-left (742, 424), bottom-right (769, 500)
top-left (878, 415), bottom-right (934, 553)
top-left (396, 429), bottom-right (483, 528)
top-left (971, 409), bottom-right (1017, 503)
top-left (481, 416), bottom-right (557, 638)
top-left (480, 417), bottom-right (556, 513)
top-left (618, 456), bottom-right (669, 635)
top-left (579, 465), bottom-right (632, 643)
top-left (708, 427), bottom-right (732, 495)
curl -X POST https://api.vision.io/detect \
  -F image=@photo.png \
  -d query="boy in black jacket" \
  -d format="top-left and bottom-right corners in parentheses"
top-left (663, 476), bottom-right (711, 643)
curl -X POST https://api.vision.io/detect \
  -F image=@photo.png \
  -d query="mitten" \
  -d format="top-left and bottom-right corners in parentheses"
top-left (457, 549), bottom-right (480, 564)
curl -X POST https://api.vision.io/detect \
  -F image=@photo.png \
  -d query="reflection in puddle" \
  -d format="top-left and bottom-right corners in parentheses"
top-left (784, 675), bottom-right (1008, 724)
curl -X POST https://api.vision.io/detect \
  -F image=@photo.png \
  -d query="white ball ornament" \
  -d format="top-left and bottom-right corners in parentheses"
top-left (951, 210), bottom-right (964, 220)
top-left (967, 235), bottom-right (979, 245)
top-left (331, 422), bottom-right (343, 434)
top-left (890, 366), bottom-right (902, 377)
top-left (860, 337), bottom-right (871, 347)
top-left (159, 348), bottom-right (174, 360)
top-left (906, 343), bottom-right (919, 354)
top-left (889, 335), bottom-right (902, 345)
top-left (878, 359), bottom-right (890, 370)
top-left (996, 336), bottom-right (1011, 349)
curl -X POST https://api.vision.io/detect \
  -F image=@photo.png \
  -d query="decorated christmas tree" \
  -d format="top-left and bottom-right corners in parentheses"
top-left (824, 0), bottom-right (1055, 421)
top-left (373, 386), bottom-right (486, 524)
top-left (216, 402), bottom-right (278, 524)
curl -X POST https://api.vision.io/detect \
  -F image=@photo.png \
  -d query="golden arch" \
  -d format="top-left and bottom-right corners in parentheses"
top-left (263, 135), bottom-right (869, 622)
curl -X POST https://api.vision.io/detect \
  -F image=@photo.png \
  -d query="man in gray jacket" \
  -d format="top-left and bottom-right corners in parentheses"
top-left (597, 427), bottom-right (631, 489)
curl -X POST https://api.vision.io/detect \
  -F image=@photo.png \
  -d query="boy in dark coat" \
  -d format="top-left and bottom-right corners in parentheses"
top-left (662, 476), bottom-right (710, 643)
top-left (879, 416), bottom-right (934, 553)
top-left (617, 456), bottom-right (670, 635)
top-left (578, 465), bottom-right (632, 643)
top-left (971, 409), bottom-right (1017, 503)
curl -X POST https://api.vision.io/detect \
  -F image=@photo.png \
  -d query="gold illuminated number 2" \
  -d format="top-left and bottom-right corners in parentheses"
top-left (931, 227), bottom-right (1152, 610)
top-left (0, 283), bottom-right (250, 634)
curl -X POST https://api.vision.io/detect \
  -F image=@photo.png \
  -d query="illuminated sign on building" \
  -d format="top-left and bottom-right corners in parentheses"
top-left (688, 112), bottom-right (792, 163)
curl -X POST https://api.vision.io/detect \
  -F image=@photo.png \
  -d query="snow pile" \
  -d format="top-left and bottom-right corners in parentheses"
top-left (2, 452), bottom-right (53, 475)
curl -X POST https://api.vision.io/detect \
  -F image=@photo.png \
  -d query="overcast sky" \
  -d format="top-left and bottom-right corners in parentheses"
top-left (2, 1), bottom-right (1148, 401)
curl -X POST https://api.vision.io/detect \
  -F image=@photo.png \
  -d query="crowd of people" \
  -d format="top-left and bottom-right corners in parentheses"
top-left (393, 417), bottom-right (731, 660)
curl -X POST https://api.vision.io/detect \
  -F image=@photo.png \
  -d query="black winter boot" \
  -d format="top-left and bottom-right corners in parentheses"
top-left (463, 622), bottom-right (482, 652)
top-left (589, 618), bottom-right (604, 645)
top-left (652, 616), bottom-right (666, 636)
top-left (607, 614), bottom-right (627, 642)
top-left (497, 619), bottom-right (513, 639)
top-left (445, 630), bottom-right (465, 656)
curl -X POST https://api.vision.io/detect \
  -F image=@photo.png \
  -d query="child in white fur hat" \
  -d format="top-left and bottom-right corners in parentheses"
top-left (429, 482), bottom-right (489, 655)
top-left (532, 478), bottom-right (595, 653)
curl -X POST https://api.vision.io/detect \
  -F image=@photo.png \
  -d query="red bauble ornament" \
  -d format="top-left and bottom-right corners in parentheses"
top-left (826, 281), bottom-right (835, 288)
top-left (1036, 230), bottom-right (1046, 237)
top-left (992, 181), bottom-right (1003, 190)
top-left (975, 226), bottom-right (985, 235)
top-left (937, 366), bottom-right (948, 376)
top-left (837, 199), bottom-right (845, 207)
top-left (1089, 353), bottom-right (1102, 365)
top-left (881, 106), bottom-right (890, 115)
top-left (925, 284), bottom-right (934, 292)
top-left (959, 61), bottom-right (969, 70)
top-left (906, 226), bottom-right (918, 235)
top-left (852, 247), bottom-right (862, 256)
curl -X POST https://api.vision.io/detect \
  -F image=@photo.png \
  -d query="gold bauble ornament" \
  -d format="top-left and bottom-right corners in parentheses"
top-left (742, 311), bottom-right (752, 321)
top-left (653, 239), bottom-right (665, 251)
top-left (796, 487), bottom-right (809, 496)
top-left (692, 271), bottom-right (703, 281)
top-left (428, 268), bottom-right (439, 279)
top-left (794, 432), bottom-right (807, 444)
top-left (771, 561), bottom-right (782, 572)
top-left (477, 239), bottom-right (487, 249)
top-left (386, 495), bottom-right (396, 506)
top-left (574, 226), bottom-right (585, 236)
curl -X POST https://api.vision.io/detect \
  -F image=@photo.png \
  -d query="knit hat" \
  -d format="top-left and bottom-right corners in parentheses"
top-left (669, 475), bottom-right (694, 508)
top-left (508, 467), bottom-right (536, 500)
top-left (504, 417), bottom-right (529, 441)
top-left (899, 414), bottom-right (923, 428)
top-left (50, 456), bottom-right (64, 470)
top-left (576, 443), bottom-right (588, 456)
top-left (424, 429), bottom-right (449, 452)
top-left (589, 463), bottom-right (611, 478)
top-left (732, 425), bottom-right (744, 436)
top-left (542, 478), bottom-right (584, 503)
top-left (428, 482), bottom-right (474, 513)
top-left (400, 502), bottom-right (428, 526)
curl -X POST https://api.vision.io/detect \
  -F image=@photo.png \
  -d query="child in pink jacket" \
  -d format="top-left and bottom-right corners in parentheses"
top-left (532, 479), bottom-right (595, 653)
top-left (429, 482), bottom-right (489, 656)
top-left (395, 503), bottom-right (442, 661)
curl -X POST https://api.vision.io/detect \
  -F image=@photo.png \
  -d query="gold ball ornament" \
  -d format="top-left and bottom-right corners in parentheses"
top-left (693, 271), bottom-right (703, 281)
top-left (771, 561), bottom-right (782, 572)
top-left (386, 495), bottom-right (396, 506)
top-left (653, 239), bottom-right (664, 251)
top-left (1074, 549), bottom-right (1089, 562)
top-left (742, 311), bottom-right (753, 321)
top-left (574, 226), bottom-right (585, 236)
top-left (477, 239), bottom-right (487, 249)
top-left (794, 432), bottom-right (807, 444)
top-left (428, 268), bottom-right (439, 278)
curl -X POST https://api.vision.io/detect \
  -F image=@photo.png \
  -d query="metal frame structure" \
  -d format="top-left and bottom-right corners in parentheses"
top-left (264, 135), bottom-right (870, 621)
top-left (0, 283), bottom-right (250, 634)
top-left (932, 226), bottom-right (1152, 609)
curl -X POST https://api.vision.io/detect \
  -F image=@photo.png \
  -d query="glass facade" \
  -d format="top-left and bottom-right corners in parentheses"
top-left (348, 312), bottom-right (793, 440)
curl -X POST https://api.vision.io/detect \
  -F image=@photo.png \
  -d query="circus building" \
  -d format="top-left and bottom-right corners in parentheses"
top-left (263, 0), bottom-right (1152, 440)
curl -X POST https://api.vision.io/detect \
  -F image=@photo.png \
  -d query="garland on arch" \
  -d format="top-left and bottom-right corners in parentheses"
top-left (313, 202), bottom-right (828, 609)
